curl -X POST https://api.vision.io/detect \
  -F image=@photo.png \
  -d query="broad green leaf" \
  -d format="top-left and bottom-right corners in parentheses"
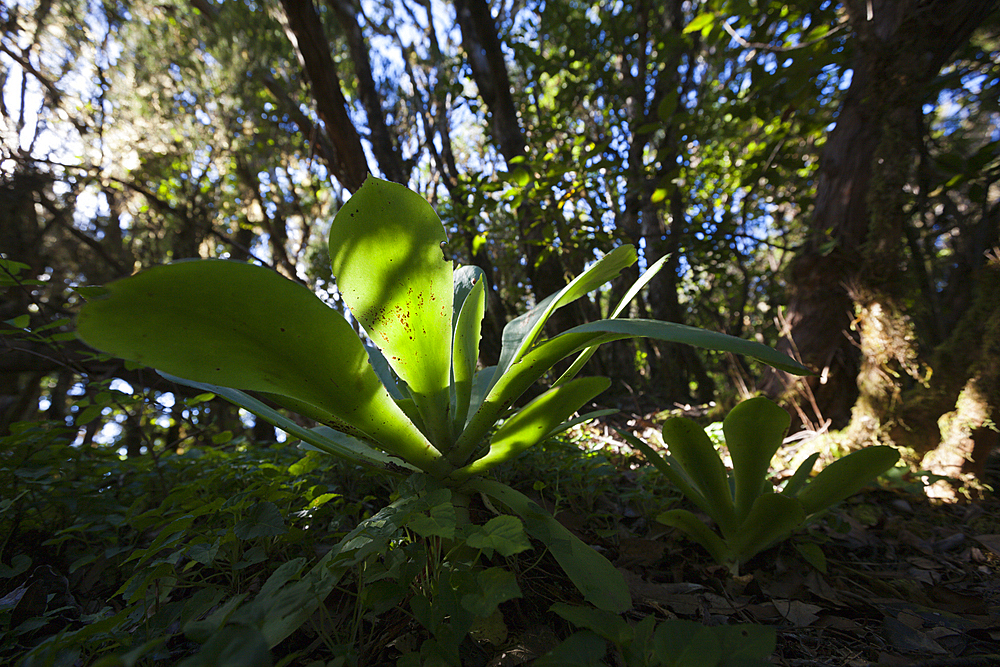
top-left (5, 314), bottom-right (30, 329)
top-left (652, 621), bottom-right (774, 667)
top-left (329, 177), bottom-right (454, 448)
top-left (623, 616), bottom-right (656, 667)
top-left (662, 417), bottom-right (737, 534)
top-left (159, 373), bottom-right (419, 473)
top-left (452, 272), bottom-right (485, 437)
top-left (234, 502), bottom-right (287, 540)
top-left (796, 446), bottom-right (900, 516)
top-left (465, 515), bottom-right (532, 557)
top-left (0, 554), bottom-right (31, 578)
top-left (549, 603), bottom-right (634, 645)
top-left (794, 541), bottom-right (828, 573)
top-left (724, 397), bottom-right (790, 525)
top-left (469, 479), bottom-right (631, 613)
top-left (0, 258), bottom-right (30, 274)
top-left (657, 509), bottom-right (732, 567)
top-left (728, 493), bottom-right (805, 563)
top-left (187, 541), bottom-right (220, 566)
top-left (664, 623), bottom-right (722, 667)
top-left (535, 631), bottom-right (608, 667)
top-left (461, 567), bottom-right (521, 617)
top-left (715, 623), bottom-right (776, 665)
top-left (450, 376), bottom-right (610, 476)
top-left (408, 501), bottom-right (457, 539)
top-left (77, 260), bottom-right (447, 473)
top-left (0, 259), bottom-right (36, 287)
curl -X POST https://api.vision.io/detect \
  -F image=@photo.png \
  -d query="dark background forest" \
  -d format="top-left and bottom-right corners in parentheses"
top-left (3, 0), bottom-right (999, 483)
top-left (3, 1), bottom-right (1000, 665)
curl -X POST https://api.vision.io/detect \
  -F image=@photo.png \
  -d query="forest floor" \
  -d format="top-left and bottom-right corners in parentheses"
top-left (488, 416), bottom-right (1000, 667)
top-left (5, 410), bottom-right (1000, 666)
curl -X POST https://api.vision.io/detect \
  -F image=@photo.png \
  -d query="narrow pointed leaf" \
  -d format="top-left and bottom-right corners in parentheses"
top-left (365, 343), bottom-right (408, 401)
top-left (469, 479), bottom-right (631, 613)
top-left (451, 376), bottom-right (610, 476)
top-left (158, 373), bottom-right (417, 473)
top-left (549, 603), bottom-right (634, 645)
top-left (457, 319), bottom-right (807, 462)
top-left (564, 319), bottom-right (810, 374)
top-left (782, 453), bottom-right (820, 497)
top-left (661, 417), bottom-right (737, 533)
top-left (656, 509), bottom-right (733, 567)
top-left (543, 408), bottom-right (618, 441)
top-left (329, 177), bottom-right (454, 448)
top-left (614, 428), bottom-right (712, 514)
top-left (452, 264), bottom-right (486, 323)
top-left (452, 273), bottom-right (485, 437)
top-left (466, 366), bottom-right (497, 428)
top-left (490, 245), bottom-right (638, 391)
top-left (553, 253), bottom-right (669, 387)
top-left (728, 493), bottom-right (805, 562)
top-left (76, 260), bottom-right (446, 473)
top-left (724, 397), bottom-right (790, 524)
top-left (796, 446), bottom-right (900, 516)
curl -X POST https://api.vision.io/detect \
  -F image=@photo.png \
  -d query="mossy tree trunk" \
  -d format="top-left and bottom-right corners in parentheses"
top-left (763, 1), bottom-right (999, 478)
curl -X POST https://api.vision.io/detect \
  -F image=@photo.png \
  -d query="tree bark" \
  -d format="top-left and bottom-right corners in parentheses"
top-left (278, 0), bottom-right (370, 192)
top-left (327, 0), bottom-right (408, 184)
top-left (452, 0), bottom-right (570, 312)
top-left (763, 1), bottom-right (999, 437)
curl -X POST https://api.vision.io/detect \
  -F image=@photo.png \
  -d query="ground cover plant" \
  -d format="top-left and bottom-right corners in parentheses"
top-left (4, 179), bottom-right (1000, 666)
top-left (617, 397), bottom-right (901, 574)
top-left (5, 401), bottom-right (1000, 666)
top-left (68, 177), bottom-right (809, 657)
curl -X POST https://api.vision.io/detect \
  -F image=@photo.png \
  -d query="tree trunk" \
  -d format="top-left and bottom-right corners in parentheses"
top-left (763, 1), bottom-right (998, 448)
top-left (452, 0), bottom-right (571, 312)
top-left (278, 0), bottom-right (370, 191)
top-left (327, 0), bottom-right (408, 184)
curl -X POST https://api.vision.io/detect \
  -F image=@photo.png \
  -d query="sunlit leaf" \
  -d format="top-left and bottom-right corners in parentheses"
top-left (797, 446), bottom-right (900, 516)
top-left (451, 376), bottom-right (610, 476)
top-left (329, 177), bottom-right (454, 448)
top-left (684, 12), bottom-right (715, 34)
top-left (76, 264), bottom-right (446, 474)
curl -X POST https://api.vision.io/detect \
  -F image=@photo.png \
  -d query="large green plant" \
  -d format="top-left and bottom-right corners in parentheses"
top-left (618, 397), bottom-right (900, 574)
top-left (77, 177), bottom-right (807, 614)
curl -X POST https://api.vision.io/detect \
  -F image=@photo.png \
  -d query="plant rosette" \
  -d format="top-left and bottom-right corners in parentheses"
top-left (77, 177), bottom-right (809, 613)
top-left (617, 396), bottom-right (900, 574)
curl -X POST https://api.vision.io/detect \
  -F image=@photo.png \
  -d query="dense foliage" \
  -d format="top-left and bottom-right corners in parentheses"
top-left (2, 0), bottom-right (1000, 664)
top-left (3, 1), bottom-right (998, 474)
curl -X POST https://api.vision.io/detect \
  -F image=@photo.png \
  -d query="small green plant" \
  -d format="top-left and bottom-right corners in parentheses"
top-left (76, 178), bottom-right (806, 624)
top-left (618, 397), bottom-right (900, 574)
top-left (539, 603), bottom-right (775, 667)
